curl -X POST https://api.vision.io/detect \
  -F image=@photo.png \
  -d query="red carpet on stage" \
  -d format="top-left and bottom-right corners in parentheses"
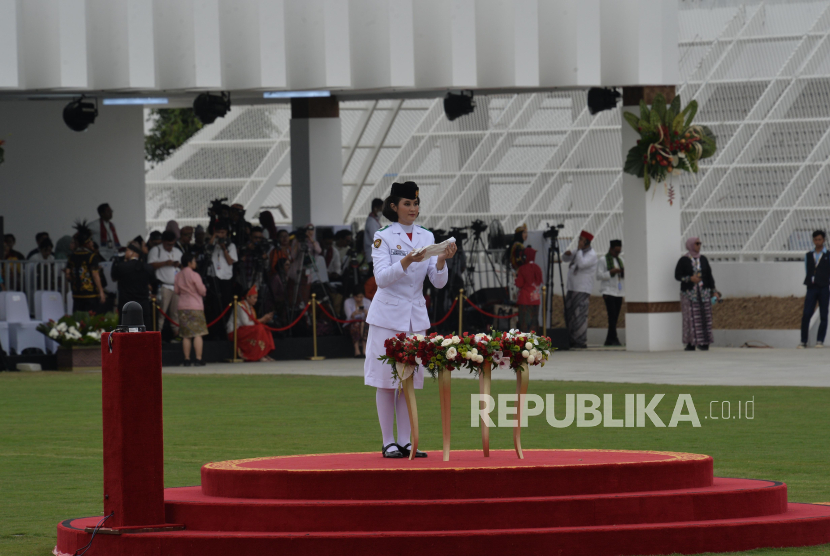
top-left (55, 449), bottom-right (830, 556)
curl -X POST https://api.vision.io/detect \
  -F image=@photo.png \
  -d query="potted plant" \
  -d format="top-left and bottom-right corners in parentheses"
top-left (37, 312), bottom-right (118, 371)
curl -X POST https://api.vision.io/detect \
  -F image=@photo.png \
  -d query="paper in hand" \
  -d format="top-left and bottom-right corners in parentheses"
top-left (411, 236), bottom-right (456, 258)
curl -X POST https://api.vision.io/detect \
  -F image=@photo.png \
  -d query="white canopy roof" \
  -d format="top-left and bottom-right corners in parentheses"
top-left (0, 0), bottom-right (677, 102)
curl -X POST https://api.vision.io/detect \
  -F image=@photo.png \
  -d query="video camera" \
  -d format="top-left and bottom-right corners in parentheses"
top-left (543, 223), bottom-right (565, 240)
top-left (470, 220), bottom-right (488, 236)
top-left (449, 226), bottom-right (468, 242)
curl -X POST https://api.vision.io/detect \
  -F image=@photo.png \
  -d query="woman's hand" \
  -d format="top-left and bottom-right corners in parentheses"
top-left (401, 250), bottom-right (426, 271)
top-left (259, 312), bottom-right (274, 323)
top-left (690, 275), bottom-right (702, 284)
top-left (437, 243), bottom-right (457, 263)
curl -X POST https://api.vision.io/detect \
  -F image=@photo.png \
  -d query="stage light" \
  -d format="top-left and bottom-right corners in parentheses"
top-left (63, 97), bottom-right (98, 132)
top-left (587, 88), bottom-right (621, 115)
top-left (193, 92), bottom-right (231, 124)
top-left (263, 90), bottom-right (331, 99)
top-left (444, 92), bottom-right (475, 121)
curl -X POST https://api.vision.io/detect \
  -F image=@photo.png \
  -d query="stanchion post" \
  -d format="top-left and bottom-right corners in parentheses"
top-left (458, 289), bottom-right (464, 334)
top-left (228, 297), bottom-right (243, 363)
top-left (309, 294), bottom-right (325, 361)
top-left (541, 285), bottom-right (547, 337)
top-left (151, 298), bottom-right (157, 332)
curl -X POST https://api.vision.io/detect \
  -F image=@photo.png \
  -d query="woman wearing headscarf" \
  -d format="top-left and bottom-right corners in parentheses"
top-left (675, 237), bottom-right (720, 351)
top-left (54, 235), bottom-right (74, 261)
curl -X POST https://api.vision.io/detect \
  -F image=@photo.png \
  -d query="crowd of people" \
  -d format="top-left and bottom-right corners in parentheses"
top-left (5, 198), bottom-right (829, 356)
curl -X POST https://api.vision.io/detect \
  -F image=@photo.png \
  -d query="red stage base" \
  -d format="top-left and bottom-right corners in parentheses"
top-left (56, 449), bottom-right (830, 556)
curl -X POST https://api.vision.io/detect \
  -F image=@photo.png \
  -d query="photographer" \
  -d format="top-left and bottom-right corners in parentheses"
top-left (204, 222), bottom-right (238, 340)
top-left (111, 244), bottom-right (155, 328)
top-left (288, 224), bottom-right (321, 307)
top-left (343, 287), bottom-right (371, 358)
top-left (239, 226), bottom-right (273, 313)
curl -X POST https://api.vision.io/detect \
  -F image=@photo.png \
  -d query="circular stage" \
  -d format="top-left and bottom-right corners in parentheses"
top-left (56, 449), bottom-right (830, 556)
top-left (201, 449), bottom-right (714, 499)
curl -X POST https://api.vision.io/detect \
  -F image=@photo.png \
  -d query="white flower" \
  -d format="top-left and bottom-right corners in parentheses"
top-left (525, 342), bottom-right (533, 350)
top-left (48, 328), bottom-right (60, 339)
top-left (452, 336), bottom-right (461, 344)
top-left (415, 335), bottom-right (425, 341)
top-left (464, 351), bottom-right (471, 360)
top-left (544, 350), bottom-right (550, 356)
top-left (446, 347), bottom-right (457, 360)
top-left (56, 322), bottom-right (68, 332)
top-left (434, 335), bottom-right (444, 342)
top-left (471, 348), bottom-right (478, 356)
top-left (533, 339), bottom-right (539, 345)
top-left (475, 355), bottom-right (484, 363)
top-left (530, 349), bottom-right (538, 357)
top-left (441, 339), bottom-right (453, 347)
top-left (474, 334), bottom-right (484, 343)
top-left (528, 355), bottom-right (536, 364)
top-left (522, 350), bottom-right (530, 358)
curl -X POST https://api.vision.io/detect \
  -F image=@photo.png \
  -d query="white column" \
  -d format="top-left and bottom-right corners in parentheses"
top-left (621, 88), bottom-right (682, 352)
top-left (290, 97), bottom-right (343, 228)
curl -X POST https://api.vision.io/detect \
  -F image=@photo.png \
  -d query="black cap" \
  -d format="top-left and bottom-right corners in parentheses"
top-left (610, 239), bottom-right (622, 248)
top-left (390, 181), bottom-right (419, 200)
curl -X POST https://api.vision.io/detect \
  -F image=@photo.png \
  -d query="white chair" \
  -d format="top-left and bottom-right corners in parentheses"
top-left (0, 322), bottom-right (8, 356)
top-left (0, 291), bottom-right (46, 355)
top-left (35, 291), bottom-right (65, 354)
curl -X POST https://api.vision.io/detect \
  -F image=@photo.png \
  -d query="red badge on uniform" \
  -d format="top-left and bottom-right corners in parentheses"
top-left (373, 239), bottom-right (381, 248)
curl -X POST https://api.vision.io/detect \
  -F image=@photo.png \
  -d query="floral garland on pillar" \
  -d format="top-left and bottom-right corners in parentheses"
top-left (622, 94), bottom-right (717, 205)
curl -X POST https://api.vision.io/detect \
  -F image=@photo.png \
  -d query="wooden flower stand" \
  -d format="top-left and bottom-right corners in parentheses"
top-left (438, 369), bottom-right (452, 461)
top-left (514, 362), bottom-right (529, 459)
top-left (479, 362), bottom-right (492, 456)
top-left (398, 365), bottom-right (419, 461)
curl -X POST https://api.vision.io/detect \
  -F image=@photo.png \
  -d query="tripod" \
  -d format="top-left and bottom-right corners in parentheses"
top-left (288, 242), bottom-right (342, 336)
top-left (467, 230), bottom-right (504, 292)
top-left (544, 227), bottom-right (569, 332)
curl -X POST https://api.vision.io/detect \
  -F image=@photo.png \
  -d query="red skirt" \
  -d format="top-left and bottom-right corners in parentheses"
top-left (228, 324), bottom-right (275, 361)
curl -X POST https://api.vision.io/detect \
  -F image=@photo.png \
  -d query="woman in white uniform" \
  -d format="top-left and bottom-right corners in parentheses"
top-left (364, 181), bottom-right (457, 458)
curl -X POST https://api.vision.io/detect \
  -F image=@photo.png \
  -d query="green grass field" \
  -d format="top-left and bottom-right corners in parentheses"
top-left (1, 370), bottom-right (829, 556)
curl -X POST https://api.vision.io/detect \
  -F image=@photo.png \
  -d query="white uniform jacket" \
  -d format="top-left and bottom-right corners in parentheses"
top-left (366, 223), bottom-right (448, 331)
top-left (562, 248), bottom-right (598, 295)
top-left (597, 255), bottom-right (625, 297)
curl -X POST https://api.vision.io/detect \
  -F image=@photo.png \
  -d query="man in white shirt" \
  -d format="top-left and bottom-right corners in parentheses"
top-left (90, 203), bottom-right (121, 260)
top-left (148, 230), bottom-right (183, 336)
top-left (363, 198), bottom-right (383, 260)
top-left (562, 230), bottom-right (598, 349)
top-left (596, 239), bottom-right (624, 347)
top-left (205, 223), bottom-right (239, 340)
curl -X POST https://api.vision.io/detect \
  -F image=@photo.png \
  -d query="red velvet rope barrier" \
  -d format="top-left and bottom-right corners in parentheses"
top-left (157, 302), bottom-right (232, 329)
top-left (464, 297), bottom-right (518, 319)
top-left (258, 303), bottom-right (310, 332)
top-left (430, 297), bottom-right (458, 327)
top-left (316, 303), bottom-right (363, 324)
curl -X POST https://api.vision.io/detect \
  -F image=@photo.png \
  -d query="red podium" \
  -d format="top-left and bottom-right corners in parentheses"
top-left (100, 331), bottom-right (174, 530)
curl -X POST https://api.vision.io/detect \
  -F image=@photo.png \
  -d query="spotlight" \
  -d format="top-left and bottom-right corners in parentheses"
top-left (63, 97), bottom-right (98, 132)
top-left (443, 91), bottom-right (475, 121)
top-left (587, 88), bottom-right (621, 115)
top-left (193, 92), bottom-right (231, 125)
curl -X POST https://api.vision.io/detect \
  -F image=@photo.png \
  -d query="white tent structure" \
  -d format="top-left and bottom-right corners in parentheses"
top-left (148, 0), bottom-right (830, 262)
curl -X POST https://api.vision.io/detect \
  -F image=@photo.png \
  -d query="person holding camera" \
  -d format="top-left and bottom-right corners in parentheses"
top-left (343, 288), bottom-right (371, 358)
top-left (148, 230), bottom-right (182, 336)
top-left (205, 222), bottom-right (238, 340)
top-left (288, 224), bottom-right (322, 307)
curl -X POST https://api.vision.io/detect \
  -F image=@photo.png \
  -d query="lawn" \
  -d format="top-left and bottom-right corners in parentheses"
top-left (1, 370), bottom-right (829, 556)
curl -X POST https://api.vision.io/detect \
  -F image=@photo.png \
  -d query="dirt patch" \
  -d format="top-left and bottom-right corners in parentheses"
top-left (546, 295), bottom-right (805, 330)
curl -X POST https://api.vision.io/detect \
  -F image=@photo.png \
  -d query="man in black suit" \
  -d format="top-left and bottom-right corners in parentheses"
top-left (800, 229), bottom-right (830, 348)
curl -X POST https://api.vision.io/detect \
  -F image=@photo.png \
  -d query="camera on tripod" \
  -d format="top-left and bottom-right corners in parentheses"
top-left (450, 226), bottom-right (468, 242)
top-left (543, 223), bottom-right (565, 240)
top-left (470, 220), bottom-right (488, 236)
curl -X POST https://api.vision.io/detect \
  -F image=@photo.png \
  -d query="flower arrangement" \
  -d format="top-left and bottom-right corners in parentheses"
top-left (419, 333), bottom-right (463, 378)
top-left (379, 333), bottom-right (420, 382)
top-left (490, 329), bottom-right (553, 372)
top-left (622, 94), bottom-right (716, 200)
top-left (37, 311), bottom-right (118, 347)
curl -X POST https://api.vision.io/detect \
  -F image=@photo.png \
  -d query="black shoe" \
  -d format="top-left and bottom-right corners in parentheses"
top-left (571, 343), bottom-right (588, 349)
top-left (398, 443), bottom-right (427, 458)
top-left (193, 359), bottom-right (206, 366)
top-left (698, 344), bottom-right (709, 351)
top-left (685, 344), bottom-right (695, 351)
top-left (181, 359), bottom-right (192, 367)
top-left (354, 354), bottom-right (362, 358)
top-left (382, 443), bottom-right (404, 458)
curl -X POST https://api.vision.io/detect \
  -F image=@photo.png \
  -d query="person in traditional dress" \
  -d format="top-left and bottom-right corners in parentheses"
top-left (562, 230), bottom-right (598, 349)
top-left (675, 237), bottom-right (720, 351)
top-left (174, 253), bottom-right (208, 366)
top-left (226, 285), bottom-right (275, 362)
top-left (597, 239), bottom-right (624, 346)
top-left (507, 224), bottom-right (528, 270)
top-left (66, 221), bottom-right (106, 313)
top-left (515, 247), bottom-right (542, 332)
top-left (364, 181), bottom-right (457, 459)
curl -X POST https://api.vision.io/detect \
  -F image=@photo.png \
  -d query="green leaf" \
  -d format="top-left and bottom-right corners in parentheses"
top-left (670, 95), bottom-right (681, 117)
top-left (672, 113), bottom-right (685, 134)
top-left (651, 94), bottom-right (667, 123)
top-left (650, 108), bottom-right (661, 130)
top-left (623, 111), bottom-right (641, 132)
top-left (639, 100), bottom-right (651, 122)
top-left (681, 99), bottom-right (698, 129)
top-left (624, 145), bottom-right (646, 178)
top-left (644, 172), bottom-right (651, 191)
top-left (639, 119), bottom-right (655, 133)
top-left (698, 125), bottom-right (717, 159)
